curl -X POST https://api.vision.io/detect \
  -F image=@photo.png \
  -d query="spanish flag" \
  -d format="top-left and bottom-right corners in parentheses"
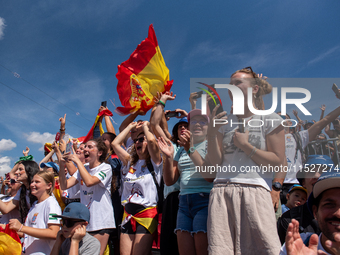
top-left (0, 224), bottom-right (22, 255)
top-left (115, 24), bottom-right (173, 116)
top-left (122, 207), bottom-right (158, 234)
top-left (82, 109), bottom-right (113, 144)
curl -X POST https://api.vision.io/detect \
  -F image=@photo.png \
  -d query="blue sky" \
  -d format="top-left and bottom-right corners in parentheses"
top-left (1, 0), bottom-right (340, 176)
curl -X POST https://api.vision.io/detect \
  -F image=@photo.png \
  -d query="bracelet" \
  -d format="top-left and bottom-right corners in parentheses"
top-left (248, 146), bottom-right (257, 158)
top-left (60, 129), bottom-right (65, 132)
top-left (158, 100), bottom-right (166, 107)
top-left (18, 224), bottom-right (23, 232)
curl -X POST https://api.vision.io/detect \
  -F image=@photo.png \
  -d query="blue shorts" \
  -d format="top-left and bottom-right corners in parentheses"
top-left (175, 193), bottom-right (209, 234)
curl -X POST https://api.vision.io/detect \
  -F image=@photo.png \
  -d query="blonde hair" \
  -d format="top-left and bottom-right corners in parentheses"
top-left (231, 67), bottom-right (272, 110)
top-left (35, 170), bottom-right (55, 196)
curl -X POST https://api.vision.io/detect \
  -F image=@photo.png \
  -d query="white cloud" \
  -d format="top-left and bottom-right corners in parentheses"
top-left (0, 139), bottom-right (17, 152)
top-left (0, 17), bottom-right (5, 40)
top-left (0, 156), bottom-right (12, 176)
top-left (307, 46), bottom-right (340, 66)
top-left (24, 131), bottom-right (55, 145)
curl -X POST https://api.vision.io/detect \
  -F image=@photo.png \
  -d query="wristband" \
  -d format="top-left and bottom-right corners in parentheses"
top-left (18, 224), bottom-right (23, 232)
top-left (248, 146), bottom-right (257, 158)
top-left (60, 129), bottom-right (65, 132)
top-left (187, 147), bottom-right (196, 155)
top-left (158, 100), bottom-right (166, 107)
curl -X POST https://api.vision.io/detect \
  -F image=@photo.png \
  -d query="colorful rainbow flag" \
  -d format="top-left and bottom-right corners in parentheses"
top-left (115, 24), bottom-right (173, 116)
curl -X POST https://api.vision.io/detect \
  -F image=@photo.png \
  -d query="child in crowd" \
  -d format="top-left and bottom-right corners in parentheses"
top-left (281, 184), bottom-right (307, 214)
top-left (51, 202), bottom-right (100, 255)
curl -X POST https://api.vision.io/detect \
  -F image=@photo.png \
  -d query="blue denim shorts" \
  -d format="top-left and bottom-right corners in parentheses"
top-left (175, 192), bottom-right (210, 234)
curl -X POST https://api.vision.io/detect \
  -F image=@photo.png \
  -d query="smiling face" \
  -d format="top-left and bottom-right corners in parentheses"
top-left (30, 174), bottom-right (52, 199)
top-left (15, 163), bottom-right (27, 182)
top-left (313, 188), bottom-right (340, 243)
top-left (189, 115), bottom-right (208, 142)
top-left (286, 190), bottom-right (307, 209)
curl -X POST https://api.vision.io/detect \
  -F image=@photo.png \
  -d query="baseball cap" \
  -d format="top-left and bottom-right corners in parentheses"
top-left (55, 202), bottom-right (90, 222)
top-left (40, 162), bottom-right (59, 173)
top-left (187, 109), bottom-right (209, 124)
top-left (307, 168), bottom-right (340, 214)
top-left (288, 184), bottom-right (307, 195)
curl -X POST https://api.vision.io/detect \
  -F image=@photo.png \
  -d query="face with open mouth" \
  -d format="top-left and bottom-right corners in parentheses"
top-left (134, 134), bottom-right (147, 158)
top-left (75, 143), bottom-right (85, 163)
top-left (83, 141), bottom-right (101, 164)
top-left (313, 188), bottom-right (340, 243)
top-left (189, 115), bottom-right (208, 139)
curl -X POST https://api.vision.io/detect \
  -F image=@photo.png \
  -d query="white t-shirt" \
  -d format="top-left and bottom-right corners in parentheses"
top-left (284, 130), bottom-right (309, 184)
top-left (0, 195), bottom-right (21, 224)
top-left (22, 196), bottom-right (61, 255)
top-left (280, 233), bottom-right (329, 255)
top-left (121, 158), bottom-right (163, 207)
top-left (72, 162), bottom-right (115, 232)
top-left (216, 113), bottom-right (283, 191)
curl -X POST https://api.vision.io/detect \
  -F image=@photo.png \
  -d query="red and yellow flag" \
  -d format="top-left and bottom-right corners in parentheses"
top-left (82, 109), bottom-right (113, 144)
top-left (115, 24), bottom-right (173, 116)
top-left (122, 207), bottom-right (158, 234)
top-left (0, 224), bottom-right (22, 255)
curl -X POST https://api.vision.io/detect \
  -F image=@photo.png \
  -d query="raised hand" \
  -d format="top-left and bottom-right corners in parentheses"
top-left (320, 104), bottom-right (326, 111)
top-left (71, 225), bottom-right (86, 242)
top-left (22, 147), bottom-right (30, 156)
top-left (157, 137), bottom-right (174, 158)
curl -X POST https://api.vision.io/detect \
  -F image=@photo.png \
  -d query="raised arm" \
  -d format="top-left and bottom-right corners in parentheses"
top-left (112, 122), bottom-right (137, 166)
top-left (157, 137), bottom-right (179, 186)
top-left (319, 104), bottom-right (326, 121)
top-left (308, 96), bottom-right (340, 142)
top-left (62, 151), bottom-right (100, 188)
top-left (59, 114), bottom-right (66, 141)
top-left (54, 141), bottom-right (79, 190)
top-left (292, 110), bottom-right (303, 124)
top-left (150, 92), bottom-right (176, 141)
top-left (142, 121), bottom-right (161, 165)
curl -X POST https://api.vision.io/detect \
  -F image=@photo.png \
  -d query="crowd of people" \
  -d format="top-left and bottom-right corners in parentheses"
top-left (0, 66), bottom-right (340, 255)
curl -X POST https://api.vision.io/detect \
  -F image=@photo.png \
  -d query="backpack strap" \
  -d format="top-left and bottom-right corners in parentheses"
top-left (146, 161), bottom-right (160, 191)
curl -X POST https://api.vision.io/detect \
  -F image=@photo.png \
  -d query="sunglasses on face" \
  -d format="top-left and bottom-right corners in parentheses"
top-left (133, 137), bottom-right (145, 144)
top-left (191, 120), bottom-right (208, 126)
top-left (61, 219), bottom-right (84, 228)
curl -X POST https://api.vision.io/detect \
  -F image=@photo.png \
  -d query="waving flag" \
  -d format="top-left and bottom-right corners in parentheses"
top-left (115, 24), bottom-right (173, 116)
top-left (82, 109), bottom-right (113, 144)
top-left (0, 224), bottom-right (22, 255)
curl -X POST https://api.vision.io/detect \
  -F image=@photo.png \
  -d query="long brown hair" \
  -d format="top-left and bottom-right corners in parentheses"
top-left (231, 67), bottom-right (272, 110)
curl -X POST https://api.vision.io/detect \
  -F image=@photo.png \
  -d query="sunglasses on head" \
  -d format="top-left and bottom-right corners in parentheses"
top-left (243, 66), bottom-right (257, 78)
top-left (133, 137), bottom-right (145, 144)
top-left (61, 219), bottom-right (84, 228)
